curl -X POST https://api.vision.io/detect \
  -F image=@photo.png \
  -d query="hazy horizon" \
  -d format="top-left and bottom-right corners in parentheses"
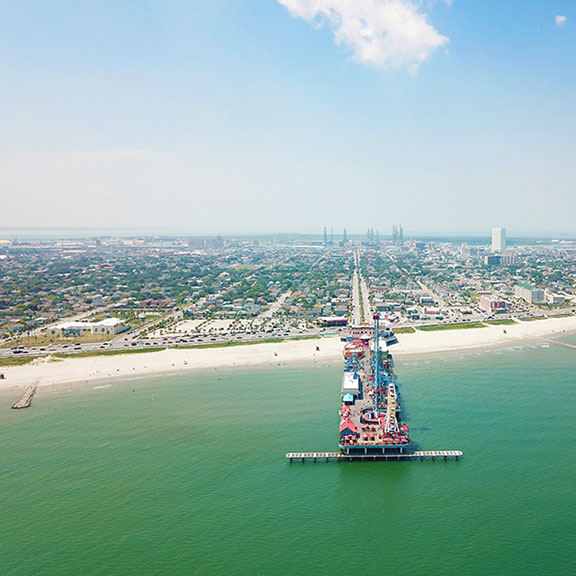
top-left (0, 225), bottom-right (575, 242)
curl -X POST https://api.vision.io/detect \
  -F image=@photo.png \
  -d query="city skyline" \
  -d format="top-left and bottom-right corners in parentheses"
top-left (1, 1), bottom-right (575, 234)
top-left (1, 224), bottom-right (576, 242)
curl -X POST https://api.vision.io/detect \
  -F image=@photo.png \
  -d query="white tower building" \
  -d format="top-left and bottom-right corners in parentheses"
top-left (491, 227), bottom-right (507, 252)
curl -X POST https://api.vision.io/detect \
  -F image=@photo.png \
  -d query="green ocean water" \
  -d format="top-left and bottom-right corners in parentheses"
top-left (1, 338), bottom-right (575, 576)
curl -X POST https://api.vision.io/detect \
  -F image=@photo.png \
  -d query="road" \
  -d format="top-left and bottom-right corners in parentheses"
top-left (350, 250), bottom-right (372, 325)
top-left (0, 325), bottom-right (343, 361)
top-left (258, 291), bottom-right (292, 320)
top-left (351, 270), bottom-right (361, 325)
top-left (359, 275), bottom-right (372, 324)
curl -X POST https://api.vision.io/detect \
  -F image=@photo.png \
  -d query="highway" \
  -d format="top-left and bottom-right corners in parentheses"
top-left (0, 326), bottom-right (338, 361)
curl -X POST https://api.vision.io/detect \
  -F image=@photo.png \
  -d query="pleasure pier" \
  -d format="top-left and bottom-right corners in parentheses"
top-left (287, 314), bottom-right (462, 463)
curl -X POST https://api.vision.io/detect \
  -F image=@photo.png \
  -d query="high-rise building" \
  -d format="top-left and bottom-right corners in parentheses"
top-left (392, 225), bottom-right (404, 245)
top-left (491, 227), bottom-right (506, 252)
top-left (514, 284), bottom-right (544, 304)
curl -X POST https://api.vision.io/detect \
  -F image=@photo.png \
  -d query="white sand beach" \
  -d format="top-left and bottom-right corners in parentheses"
top-left (1, 316), bottom-right (576, 392)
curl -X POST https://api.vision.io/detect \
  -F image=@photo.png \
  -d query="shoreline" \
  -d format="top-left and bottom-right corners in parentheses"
top-left (1, 316), bottom-right (576, 393)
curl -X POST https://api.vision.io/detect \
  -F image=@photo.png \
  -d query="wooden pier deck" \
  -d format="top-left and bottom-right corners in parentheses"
top-left (11, 383), bottom-right (39, 409)
top-left (286, 450), bottom-right (463, 462)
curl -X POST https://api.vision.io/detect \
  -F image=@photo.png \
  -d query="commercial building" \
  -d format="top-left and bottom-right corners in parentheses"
top-left (514, 284), bottom-right (545, 304)
top-left (375, 301), bottom-right (401, 312)
top-left (484, 255), bottom-right (501, 266)
top-left (485, 252), bottom-right (516, 266)
top-left (318, 316), bottom-right (348, 327)
top-left (460, 244), bottom-right (477, 258)
top-left (545, 292), bottom-right (565, 306)
top-left (54, 317), bottom-right (128, 335)
top-left (422, 307), bottom-right (442, 317)
top-left (479, 295), bottom-right (509, 313)
top-left (341, 371), bottom-right (361, 397)
top-left (491, 227), bottom-right (507, 252)
top-left (500, 252), bottom-right (516, 266)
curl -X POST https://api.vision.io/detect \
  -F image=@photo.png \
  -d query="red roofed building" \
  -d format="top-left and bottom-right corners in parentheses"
top-left (339, 418), bottom-right (359, 439)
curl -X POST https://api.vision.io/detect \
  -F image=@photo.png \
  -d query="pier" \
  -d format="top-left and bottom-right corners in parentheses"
top-left (11, 383), bottom-right (39, 409)
top-left (287, 316), bottom-right (464, 464)
top-left (286, 450), bottom-right (463, 462)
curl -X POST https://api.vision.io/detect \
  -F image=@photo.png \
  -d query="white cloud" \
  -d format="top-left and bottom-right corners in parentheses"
top-left (555, 15), bottom-right (567, 27)
top-left (278, 0), bottom-right (449, 71)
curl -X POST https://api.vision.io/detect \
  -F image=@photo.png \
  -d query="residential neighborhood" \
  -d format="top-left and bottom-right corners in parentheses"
top-left (1, 232), bottom-right (575, 353)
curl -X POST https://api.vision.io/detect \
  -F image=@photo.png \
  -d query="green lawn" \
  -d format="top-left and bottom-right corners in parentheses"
top-left (0, 356), bottom-right (37, 367)
top-left (484, 319), bottom-right (517, 325)
top-left (418, 322), bottom-right (487, 332)
top-left (182, 335), bottom-right (320, 349)
top-left (393, 327), bottom-right (416, 334)
top-left (53, 347), bottom-right (166, 360)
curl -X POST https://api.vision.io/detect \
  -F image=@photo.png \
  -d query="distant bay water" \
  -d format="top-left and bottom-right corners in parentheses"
top-left (1, 337), bottom-right (575, 575)
top-left (1, 226), bottom-right (574, 245)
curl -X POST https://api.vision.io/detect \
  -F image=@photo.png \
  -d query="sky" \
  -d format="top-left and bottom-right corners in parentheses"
top-left (1, 0), bottom-right (575, 236)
